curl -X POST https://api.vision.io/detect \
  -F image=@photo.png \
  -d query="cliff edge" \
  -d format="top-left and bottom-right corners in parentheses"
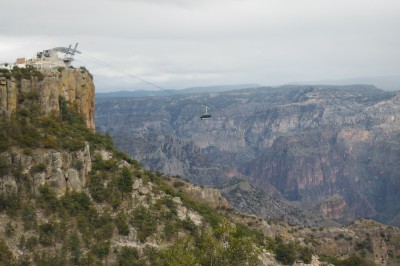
top-left (0, 67), bottom-right (95, 130)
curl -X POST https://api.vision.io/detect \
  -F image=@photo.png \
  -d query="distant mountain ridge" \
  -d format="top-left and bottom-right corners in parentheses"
top-left (95, 83), bottom-right (261, 98)
top-left (287, 75), bottom-right (400, 91)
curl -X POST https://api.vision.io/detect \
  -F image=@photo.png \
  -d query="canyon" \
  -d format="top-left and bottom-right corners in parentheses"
top-left (95, 85), bottom-right (400, 225)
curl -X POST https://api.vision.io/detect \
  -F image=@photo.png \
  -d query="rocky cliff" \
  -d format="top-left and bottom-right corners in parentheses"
top-left (0, 68), bottom-right (95, 130)
top-left (95, 85), bottom-right (400, 225)
top-left (0, 68), bottom-right (96, 197)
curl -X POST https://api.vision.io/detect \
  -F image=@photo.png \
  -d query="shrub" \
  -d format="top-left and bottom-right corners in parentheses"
top-left (115, 212), bottom-right (130, 236)
top-left (131, 205), bottom-right (157, 242)
top-left (92, 241), bottom-right (110, 259)
top-left (93, 213), bottom-right (114, 241)
top-left (164, 221), bottom-right (178, 240)
top-left (39, 223), bottom-right (55, 246)
top-left (114, 150), bottom-right (136, 165)
top-left (0, 240), bottom-right (14, 265)
top-left (181, 218), bottom-right (197, 234)
top-left (88, 173), bottom-right (107, 203)
top-left (42, 135), bottom-right (58, 149)
top-left (117, 246), bottom-right (141, 266)
top-left (61, 136), bottom-right (85, 151)
top-left (5, 222), bottom-right (15, 237)
top-left (69, 231), bottom-right (81, 265)
top-left (275, 241), bottom-right (297, 265)
top-left (72, 159), bottom-right (84, 171)
top-left (24, 91), bottom-right (39, 101)
top-left (92, 155), bottom-right (115, 172)
top-left (173, 181), bottom-right (185, 188)
top-left (340, 255), bottom-right (375, 266)
top-left (0, 68), bottom-right (11, 79)
top-left (33, 252), bottom-right (66, 266)
top-left (38, 185), bottom-right (60, 213)
top-left (25, 236), bottom-right (38, 251)
top-left (62, 191), bottom-right (92, 216)
top-left (0, 192), bottom-right (21, 217)
top-left (59, 96), bottom-right (84, 125)
top-left (160, 197), bottom-right (176, 209)
top-left (117, 166), bottom-right (133, 199)
top-left (0, 131), bottom-right (10, 152)
top-left (160, 239), bottom-right (199, 266)
top-left (111, 191), bottom-right (122, 210)
top-left (0, 157), bottom-right (11, 177)
top-left (30, 163), bottom-right (46, 174)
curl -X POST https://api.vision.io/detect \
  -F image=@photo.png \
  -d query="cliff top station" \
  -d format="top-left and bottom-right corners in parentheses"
top-left (0, 43), bottom-right (80, 70)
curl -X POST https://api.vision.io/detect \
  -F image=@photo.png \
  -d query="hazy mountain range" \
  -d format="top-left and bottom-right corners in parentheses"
top-left (95, 84), bottom-right (261, 98)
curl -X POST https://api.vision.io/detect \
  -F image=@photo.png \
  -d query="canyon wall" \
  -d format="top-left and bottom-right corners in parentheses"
top-left (95, 85), bottom-right (400, 225)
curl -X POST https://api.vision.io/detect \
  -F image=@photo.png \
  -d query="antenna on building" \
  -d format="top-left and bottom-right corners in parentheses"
top-left (54, 43), bottom-right (81, 66)
top-left (52, 43), bottom-right (80, 66)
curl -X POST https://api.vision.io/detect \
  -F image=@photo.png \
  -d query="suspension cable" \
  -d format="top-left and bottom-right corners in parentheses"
top-left (76, 52), bottom-right (177, 95)
top-left (75, 52), bottom-right (213, 114)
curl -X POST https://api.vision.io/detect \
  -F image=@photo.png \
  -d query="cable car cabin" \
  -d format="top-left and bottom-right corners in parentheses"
top-left (201, 114), bottom-right (211, 120)
top-left (200, 105), bottom-right (211, 120)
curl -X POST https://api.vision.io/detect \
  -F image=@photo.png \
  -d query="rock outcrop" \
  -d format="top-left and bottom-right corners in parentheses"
top-left (315, 194), bottom-right (351, 221)
top-left (186, 185), bottom-right (229, 209)
top-left (0, 68), bottom-right (95, 130)
top-left (165, 177), bottom-right (230, 209)
top-left (0, 144), bottom-right (92, 196)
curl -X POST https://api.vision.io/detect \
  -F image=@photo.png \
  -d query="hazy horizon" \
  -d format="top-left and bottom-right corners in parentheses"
top-left (1, 0), bottom-right (400, 92)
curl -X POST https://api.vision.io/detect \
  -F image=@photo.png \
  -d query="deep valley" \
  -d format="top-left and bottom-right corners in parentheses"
top-left (96, 85), bottom-right (400, 226)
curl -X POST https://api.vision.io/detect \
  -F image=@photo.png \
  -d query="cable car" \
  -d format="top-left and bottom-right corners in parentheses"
top-left (201, 105), bottom-right (211, 120)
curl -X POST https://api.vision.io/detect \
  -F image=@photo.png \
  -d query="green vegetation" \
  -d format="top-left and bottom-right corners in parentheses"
top-left (38, 223), bottom-right (55, 246)
top-left (30, 163), bottom-right (46, 174)
top-left (5, 222), bottom-right (16, 238)
top-left (0, 90), bottom-right (113, 154)
top-left (270, 237), bottom-right (312, 264)
top-left (0, 66), bottom-right (43, 81)
top-left (0, 240), bottom-right (14, 265)
top-left (117, 247), bottom-right (142, 266)
top-left (320, 254), bottom-right (376, 266)
top-left (117, 166), bottom-right (133, 199)
top-left (115, 211), bottom-right (130, 236)
top-left (131, 205), bottom-right (157, 242)
top-left (173, 180), bottom-right (185, 188)
top-left (68, 231), bottom-right (81, 265)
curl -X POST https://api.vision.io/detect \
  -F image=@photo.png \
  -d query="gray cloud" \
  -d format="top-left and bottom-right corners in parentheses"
top-left (1, 0), bottom-right (400, 91)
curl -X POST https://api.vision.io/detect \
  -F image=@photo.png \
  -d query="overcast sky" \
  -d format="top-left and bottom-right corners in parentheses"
top-left (1, 0), bottom-right (400, 92)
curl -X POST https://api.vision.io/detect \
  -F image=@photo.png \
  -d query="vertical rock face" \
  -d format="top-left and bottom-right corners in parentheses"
top-left (0, 77), bottom-right (18, 117)
top-left (0, 68), bottom-right (95, 130)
